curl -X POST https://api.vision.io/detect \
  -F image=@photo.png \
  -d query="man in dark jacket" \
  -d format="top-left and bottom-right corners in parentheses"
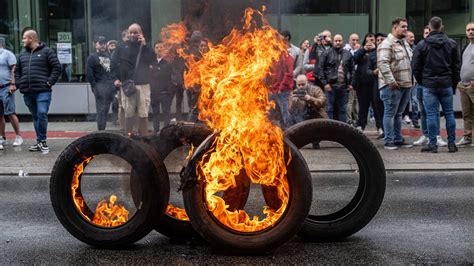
top-left (112, 23), bottom-right (153, 136)
top-left (367, 33), bottom-right (386, 138)
top-left (14, 29), bottom-right (61, 153)
top-left (318, 34), bottom-right (354, 123)
top-left (150, 40), bottom-right (173, 133)
top-left (412, 17), bottom-right (460, 153)
top-left (86, 36), bottom-right (116, 131)
top-left (353, 33), bottom-right (376, 131)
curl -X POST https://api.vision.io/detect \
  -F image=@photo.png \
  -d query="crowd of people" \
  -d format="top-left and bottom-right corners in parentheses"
top-left (271, 17), bottom-right (473, 153)
top-left (0, 17), bottom-right (472, 154)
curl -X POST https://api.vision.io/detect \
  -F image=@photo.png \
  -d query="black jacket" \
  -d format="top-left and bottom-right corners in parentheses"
top-left (353, 47), bottom-right (376, 89)
top-left (150, 58), bottom-right (173, 95)
top-left (86, 52), bottom-right (114, 88)
top-left (318, 47), bottom-right (355, 86)
top-left (111, 40), bottom-right (153, 85)
top-left (412, 31), bottom-right (460, 89)
top-left (15, 42), bottom-right (61, 94)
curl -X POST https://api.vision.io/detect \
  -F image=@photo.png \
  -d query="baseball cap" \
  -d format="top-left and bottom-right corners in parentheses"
top-left (94, 36), bottom-right (107, 44)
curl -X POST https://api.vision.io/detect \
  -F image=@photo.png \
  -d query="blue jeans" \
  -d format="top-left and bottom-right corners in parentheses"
top-left (269, 90), bottom-right (291, 130)
top-left (422, 86), bottom-right (456, 145)
top-left (325, 85), bottom-right (349, 123)
top-left (417, 85), bottom-right (441, 137)
top-left (23, 92), bottom-right (52, 142)
top-left (380, 86), bottom-right (411, 144)
top-left (409, 86), bottom-right (419, 122)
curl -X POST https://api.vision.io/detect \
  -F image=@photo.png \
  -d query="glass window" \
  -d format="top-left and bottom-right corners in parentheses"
top-left (0, 0), bottom-right (19, 53)
top-left (46, 0), bottom-right (87, 82)
top-left (407, 0), bottom-right (470, 49)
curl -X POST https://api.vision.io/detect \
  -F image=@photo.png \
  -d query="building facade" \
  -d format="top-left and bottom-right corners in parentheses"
top-left (1, 0), bottom-right (472, 114)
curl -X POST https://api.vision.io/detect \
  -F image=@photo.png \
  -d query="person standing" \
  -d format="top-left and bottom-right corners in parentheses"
top-left (318, 34), bottom-right (354, 123)
top-left (377, 18), bottom-right (414, 150)
top-left (268, 51), bottom-right (294, 130)
top-left (0, 37), bottom-right (23, 148)
top-left (353, 33), bottom-right (376, 131)
top-left (112, 23), bottom-right (153, 136)
top-left (150, 40), bottom-right (173, 133)
top-left (86, 36), bottom-right (116, 131)
top-left (412, 26), bottom-right (447, 147)
top-left (412, 17), bottom-right (460, 153)
top-left (367, 33), bottom-right (387, 139)
top-left (344, 33), bottom-right (361, 126)
top-left (15, 29), bottom-right (61, 153)
top-left (456, 22), bottom-right (474, 147)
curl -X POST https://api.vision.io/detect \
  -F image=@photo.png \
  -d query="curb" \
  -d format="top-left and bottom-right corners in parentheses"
top-left (1, 163), bottom-right (473, 176)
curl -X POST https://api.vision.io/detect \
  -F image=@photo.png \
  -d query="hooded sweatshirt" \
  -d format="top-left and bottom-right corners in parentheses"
top-left (412, 31), bottom-right (460, 89)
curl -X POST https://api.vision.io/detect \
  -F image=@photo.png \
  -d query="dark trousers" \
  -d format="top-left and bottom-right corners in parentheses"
top-left (356, 81), bottom-right (374, 129)
top-left (174, 85), bottom-right (184, 114)
top-left (93, 82), bottom-right (116, 131)
top-left (372, 82), bottom-right (384, 130)
top-left (151, 91), bottom-right (172, 133)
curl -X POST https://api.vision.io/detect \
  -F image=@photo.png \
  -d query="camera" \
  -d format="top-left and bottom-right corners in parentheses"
top-left (293, 89), bottom-right (306, 99)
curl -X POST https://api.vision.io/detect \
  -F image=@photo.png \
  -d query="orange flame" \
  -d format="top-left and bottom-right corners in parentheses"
top-left (71, 157), bottom-right (129, 227)
top-left (165, 203), bottom-right (189, 221)
top-left (183, 8), bottom-right (290, 232)
top-left (92, 195), bottom-right (129, 227)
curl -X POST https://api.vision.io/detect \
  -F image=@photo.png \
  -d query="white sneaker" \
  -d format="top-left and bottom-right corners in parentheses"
top-left (436, 135), bottom-right (447, 147)
top-left (456, 137), bottom-right (472, 146)
top-left (0, 143), bottom-right (3, 150)
top-left (403, 115), bottom-right (411, 124)
top-left (0, 138), bottom-right (6, 145)
top-left (13, 135), bottom-right (23, 147)
top-left (413, 135), bottom-right (428, 146)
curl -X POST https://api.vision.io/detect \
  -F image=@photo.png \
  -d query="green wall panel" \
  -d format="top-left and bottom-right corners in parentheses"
top-left (151, 0), bottom-right (182, 43)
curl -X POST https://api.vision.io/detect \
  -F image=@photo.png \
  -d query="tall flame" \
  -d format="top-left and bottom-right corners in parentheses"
top-left (71, 157), bottom-right (129, 227)
top-left (183, 8), bottom-right (290, 232)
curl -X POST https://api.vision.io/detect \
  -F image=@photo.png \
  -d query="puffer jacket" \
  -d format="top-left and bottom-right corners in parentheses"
top-left (15, 42), bottom-right (61, 94)
top-left (412, 31), bottom-right (460, 89)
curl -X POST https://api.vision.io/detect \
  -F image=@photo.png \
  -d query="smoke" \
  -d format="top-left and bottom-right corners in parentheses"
top-left (180, 0), bottom-right (299, 43)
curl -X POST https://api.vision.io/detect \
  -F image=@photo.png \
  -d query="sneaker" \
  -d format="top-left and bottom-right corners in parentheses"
top-left (421, 145), bottom-right (438, 153)
top-left (0, 137), bottom-right (6, 145)
top-left (456, 137), bottom-right (472, 146)
top-left (394, 140), bottom-right (413, 148)
top-left (403, 115), bottom-right (411, 124)
top-left (0, 143), bottom-right (3, 150)
top-left (376, 128), bottom-right (384, 139)
top-left (28, 142), bottom-right (41, 152)
top-left (448, 143), bottom-right (458, 153)
top-left (413, 135), bottom-right (429, 146)
top-left (384, 143), bottom-right (398, 150)
top-left (13, 135), bottom-right (23, 147)
top-left (436, 136), bottom-right (447, 147)
top-left (38, 141), bottom-right (50, 153)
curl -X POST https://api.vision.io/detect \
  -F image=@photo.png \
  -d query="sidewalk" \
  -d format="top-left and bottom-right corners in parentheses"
top-left (0, 119), bottom-right (473, 175)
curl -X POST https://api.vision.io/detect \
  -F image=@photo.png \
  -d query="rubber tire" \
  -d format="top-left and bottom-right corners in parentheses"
top-left (284, 119), bottom-right (386, 240)
top-left (182, 134), bottom-right (312, 254)
top-left (135, 122), bottom-right (251, 239)
top-left (50, 131), bottom-right (170, 248)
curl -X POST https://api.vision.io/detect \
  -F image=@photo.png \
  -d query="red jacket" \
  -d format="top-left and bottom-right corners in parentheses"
top-left (268, 54), bottom-right (294, 94)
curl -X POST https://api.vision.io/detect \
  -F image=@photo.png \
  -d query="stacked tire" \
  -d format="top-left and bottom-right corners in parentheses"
top-left (50, 119), bottom-right (386, 253)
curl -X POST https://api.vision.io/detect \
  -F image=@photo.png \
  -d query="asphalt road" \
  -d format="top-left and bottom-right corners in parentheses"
top-left (0, 171), bottom-right (472, 264)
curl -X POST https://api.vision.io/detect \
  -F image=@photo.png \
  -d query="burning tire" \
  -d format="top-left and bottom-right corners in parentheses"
top-left (181, 134), bottom-right (312, 254)
top-left (50, 132), bottom-right (170, 248)
top-left (134, 122), bottom-right (251, 239)
top-left (283, 119), bottom-right (386, 240)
